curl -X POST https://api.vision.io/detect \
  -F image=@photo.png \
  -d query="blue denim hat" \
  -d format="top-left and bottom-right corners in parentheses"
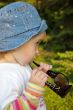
top-left (0, 2), bottom-right (48, 51)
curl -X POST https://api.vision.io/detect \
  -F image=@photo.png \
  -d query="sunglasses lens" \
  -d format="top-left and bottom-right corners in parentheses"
top-left (54, 74), bottom-right (69, 87)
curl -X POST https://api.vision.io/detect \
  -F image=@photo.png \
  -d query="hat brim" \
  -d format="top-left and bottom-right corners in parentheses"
top-left (0, 20), bottom-right (48, 51)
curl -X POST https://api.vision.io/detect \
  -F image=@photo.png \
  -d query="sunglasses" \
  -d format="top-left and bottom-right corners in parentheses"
top-left (33, 61), bottom-right (72, 98)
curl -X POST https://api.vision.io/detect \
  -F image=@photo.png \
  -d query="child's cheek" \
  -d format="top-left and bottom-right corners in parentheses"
top-left (24, 47), bottom-right (35, 60)
top-left (24, 52), bottom-right (32, 61)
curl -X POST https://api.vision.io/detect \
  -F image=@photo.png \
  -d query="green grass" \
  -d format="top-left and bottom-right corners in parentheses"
top-left (33, 49), bottom-right (73, 110)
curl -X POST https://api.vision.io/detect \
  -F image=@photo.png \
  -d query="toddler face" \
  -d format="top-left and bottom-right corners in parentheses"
top-left (17, 32), bottom-right (46, 65)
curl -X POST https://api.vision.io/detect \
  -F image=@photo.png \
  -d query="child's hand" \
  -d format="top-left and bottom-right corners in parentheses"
top-left (29, 67), bottom-right (48, 86)
top-left (29, 63), bottom-right (52, 86)
top-left (39, 62), bottom-right (52, 73)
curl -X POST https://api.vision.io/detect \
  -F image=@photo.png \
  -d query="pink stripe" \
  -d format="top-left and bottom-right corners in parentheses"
top-left (22, 94), bottom-right (36, 110)
top-left (13, 101), bottom-right (17, 110)
top-left (13, 99), bottom-right (21, 110)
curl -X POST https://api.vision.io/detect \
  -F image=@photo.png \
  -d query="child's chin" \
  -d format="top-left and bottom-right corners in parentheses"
top-left (28, 59), bottom-right (34, 64)
top-left (25, 57), bottom-right (34, 65)
top-left (24, 60), bottom-right (33, 65)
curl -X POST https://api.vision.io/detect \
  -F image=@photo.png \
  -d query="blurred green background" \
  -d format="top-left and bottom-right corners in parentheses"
top-left (0, 0), bottom-right (73, 110)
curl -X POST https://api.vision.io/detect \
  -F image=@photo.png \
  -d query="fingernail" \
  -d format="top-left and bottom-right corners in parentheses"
top-left (49, 65), bottom-right (52, 69)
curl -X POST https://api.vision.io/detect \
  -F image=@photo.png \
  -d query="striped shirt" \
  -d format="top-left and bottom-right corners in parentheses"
top-left (0, 63), bottom-right (46, 110)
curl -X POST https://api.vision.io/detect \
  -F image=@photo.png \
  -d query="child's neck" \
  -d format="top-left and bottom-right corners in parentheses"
top-left (0, 53), bottom-right (22, 65)
top-left (0, 54), bottom-right (17, 64)
top-left (0, 51), bottom-right (29, 66)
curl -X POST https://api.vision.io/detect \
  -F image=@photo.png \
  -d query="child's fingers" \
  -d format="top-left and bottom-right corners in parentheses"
top-left (39, 62), bottom-right (52, 72)
top-left (41, 76), bottom-right (48, 82)
top-left (45, 64), bottom-right (52, 70)
top-left (40, 77), bottom-right (48, 86)
top-left (32, 67), bottom-right (40, 75)
top-left (40, 62), bottom-right (52, 69)
top-left (38, 72), bottom-right (48, 79)
top-left (35, 70), bottom-right (48, 78)
top-left (30, 67), bottom-right (49, 86)
top-left (36, 75), bottom-right (48, 86)
top-left (40, 82), bottom-right (45, 86)
top-left (36, 71), bottom-right (48, 85)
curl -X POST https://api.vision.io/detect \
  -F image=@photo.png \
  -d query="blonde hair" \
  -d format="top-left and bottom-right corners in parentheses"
top-left (0, 52), bottom-right (5, 59)
top-left (0, 52), bottom-right (9, 60)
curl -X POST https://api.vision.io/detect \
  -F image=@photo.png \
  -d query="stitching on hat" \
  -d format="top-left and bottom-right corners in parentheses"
top-left (0, 26), bottom-right (40, 41)
top-left (0, 5), bottom-right (27, 16)
top-left (14, 5), bottom-right (27, 12)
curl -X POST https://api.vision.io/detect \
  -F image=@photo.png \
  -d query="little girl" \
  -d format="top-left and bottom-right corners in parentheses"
top-left (0, 2), bottom-right (52, 110)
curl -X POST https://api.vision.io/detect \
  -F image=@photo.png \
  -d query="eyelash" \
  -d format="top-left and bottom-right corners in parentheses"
top-left (36, 42), bottom-right (40, 45)
top-left (36, 41), bottom-right (40, 44)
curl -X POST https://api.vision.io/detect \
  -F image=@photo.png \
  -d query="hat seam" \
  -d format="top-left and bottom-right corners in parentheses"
top-left (0, 26), bottom-right (40, 41)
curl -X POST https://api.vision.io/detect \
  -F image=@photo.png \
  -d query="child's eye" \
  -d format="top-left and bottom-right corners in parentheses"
top-left (35, 41), bottom-right (43, 46)
top-left (36, 41), bottom-right (41, 46)
top-left (36, 42), bottom-right (40, 44)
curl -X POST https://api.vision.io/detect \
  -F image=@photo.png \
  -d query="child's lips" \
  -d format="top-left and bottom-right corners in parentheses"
top-left (33, 56), bottom-right (36, 59)
top-left (32, 54), bottom-right (35, 59)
